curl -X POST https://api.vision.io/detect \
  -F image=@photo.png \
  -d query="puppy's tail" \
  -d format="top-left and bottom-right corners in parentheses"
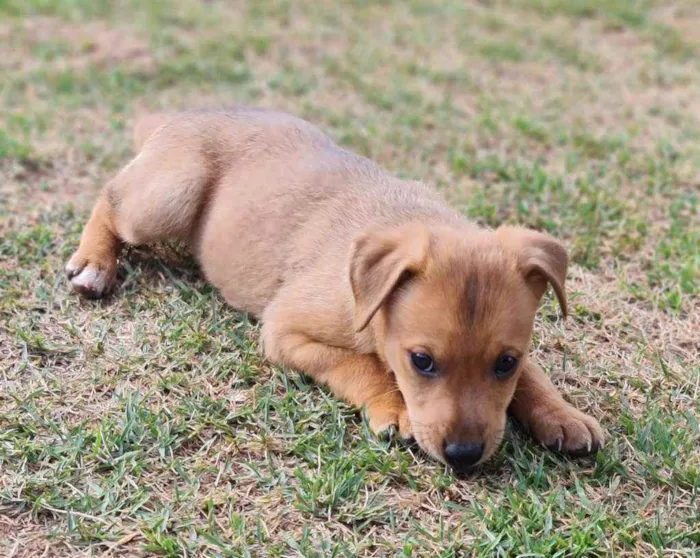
top-left (132, 112), bottom-right (175, 151)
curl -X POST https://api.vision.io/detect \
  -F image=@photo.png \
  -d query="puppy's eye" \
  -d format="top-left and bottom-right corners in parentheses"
top-left (410, 352), bottom-right (436, 377)
top-left (494, 355), bottom-right (518, 379)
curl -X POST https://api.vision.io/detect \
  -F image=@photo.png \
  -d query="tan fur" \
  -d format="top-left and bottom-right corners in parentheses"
top-left (66, 108), bottom-right (604, 468)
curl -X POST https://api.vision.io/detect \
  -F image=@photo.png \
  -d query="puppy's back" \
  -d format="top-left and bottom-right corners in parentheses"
top-left (132, 113), bottom-right (176, 151)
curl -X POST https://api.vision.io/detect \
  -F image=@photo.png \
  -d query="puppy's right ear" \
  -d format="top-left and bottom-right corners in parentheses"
top-left (349, 223), bottom-right (429, 332)
top-left (496, 226), bottom-right (568, 317)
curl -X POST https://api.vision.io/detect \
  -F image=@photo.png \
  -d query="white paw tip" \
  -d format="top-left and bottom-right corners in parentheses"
top-left (70, 265), bottom-right (109, 297)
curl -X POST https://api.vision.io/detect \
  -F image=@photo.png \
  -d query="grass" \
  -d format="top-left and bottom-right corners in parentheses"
top-left (0, 0), bottom-right (698, 556)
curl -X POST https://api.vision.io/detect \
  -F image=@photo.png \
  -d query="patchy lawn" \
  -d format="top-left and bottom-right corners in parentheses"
top-left (0, 0), bottom-right (698, 556)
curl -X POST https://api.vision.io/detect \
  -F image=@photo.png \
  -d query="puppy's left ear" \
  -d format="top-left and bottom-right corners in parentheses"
top-left (349, 223), bottom-right (430, 331)
top-left (496, 226), bottom-right (568, 317)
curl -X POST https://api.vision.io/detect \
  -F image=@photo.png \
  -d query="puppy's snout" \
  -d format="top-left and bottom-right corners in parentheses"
top-left (443, 441), bottom-right (484, 471)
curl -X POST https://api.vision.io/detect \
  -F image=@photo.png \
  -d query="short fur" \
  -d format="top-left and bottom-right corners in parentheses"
top-left (66, 108), bottom-right (604, 468)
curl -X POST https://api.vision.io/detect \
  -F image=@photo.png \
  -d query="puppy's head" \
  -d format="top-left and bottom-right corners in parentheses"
top-left (350, 222), bottom-right (567, 471)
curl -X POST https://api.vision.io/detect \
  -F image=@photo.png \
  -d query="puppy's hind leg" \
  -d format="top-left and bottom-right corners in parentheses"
top-left (66, 114), bottom-right (212, 298)
top-left (66, 193), bottom-right (122, 298)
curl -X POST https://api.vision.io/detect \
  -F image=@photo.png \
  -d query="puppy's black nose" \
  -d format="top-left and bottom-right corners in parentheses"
top-left (444, 441), bottom-right (484, 470)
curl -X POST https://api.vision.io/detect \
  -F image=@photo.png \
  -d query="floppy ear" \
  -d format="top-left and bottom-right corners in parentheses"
top-left (496, 226), bottom-right (568, 317)
top-left (349, 223), bottom-right (430, 331)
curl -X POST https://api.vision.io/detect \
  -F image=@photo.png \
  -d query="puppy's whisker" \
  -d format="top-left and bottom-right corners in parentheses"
top-left (406, 422), bottom-right (438, 433)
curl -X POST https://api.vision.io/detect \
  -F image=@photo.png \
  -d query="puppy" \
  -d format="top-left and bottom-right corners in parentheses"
top-left (66, 108), bottom-right (604, 471)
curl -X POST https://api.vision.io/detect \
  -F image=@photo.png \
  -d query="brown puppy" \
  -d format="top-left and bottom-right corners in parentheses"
top-left (66, 108), bottom-right (604, 471)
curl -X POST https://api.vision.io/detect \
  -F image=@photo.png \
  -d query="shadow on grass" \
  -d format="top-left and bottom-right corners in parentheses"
top-left (119, 242), bottom-right (201, 290)
top-left (86, 241), bottom-right (230, 308)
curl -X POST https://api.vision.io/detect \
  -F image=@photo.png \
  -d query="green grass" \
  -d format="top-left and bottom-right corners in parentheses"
top-left (1, 0), bottom-right (698, 556)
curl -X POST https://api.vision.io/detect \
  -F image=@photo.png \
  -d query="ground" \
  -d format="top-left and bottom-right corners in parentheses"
top-left (0, 0), bottom-right (698, 556)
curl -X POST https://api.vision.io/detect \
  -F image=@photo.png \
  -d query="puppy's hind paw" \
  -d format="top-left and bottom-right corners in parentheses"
top-left (65, 254), bottom-right (117, 299)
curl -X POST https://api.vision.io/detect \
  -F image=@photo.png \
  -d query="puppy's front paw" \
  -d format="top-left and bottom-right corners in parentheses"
top-left (65, 252), bottom-right (117, 299)
top-left (530, 404), bottom-right (604, 457)
top-left (366, 393), bottom-right (412, 441)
